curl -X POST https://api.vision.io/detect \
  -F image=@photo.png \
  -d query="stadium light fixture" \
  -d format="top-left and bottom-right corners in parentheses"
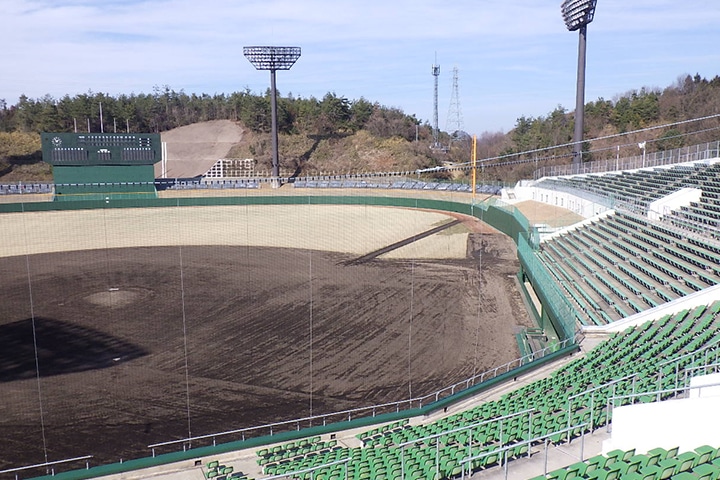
top-left (561, 0), bottom-right (597, 167)
top-left (243, 46), bottom-right (301, 186)
top-left (561, 0), bottom-right (596, 32)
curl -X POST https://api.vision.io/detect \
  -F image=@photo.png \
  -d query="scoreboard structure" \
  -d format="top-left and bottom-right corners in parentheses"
top-left (41, 133), bottom-right (162, 200)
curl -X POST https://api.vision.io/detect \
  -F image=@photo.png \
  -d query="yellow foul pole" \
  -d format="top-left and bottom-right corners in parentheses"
top-left (472, 134), bottom-right (477, 200)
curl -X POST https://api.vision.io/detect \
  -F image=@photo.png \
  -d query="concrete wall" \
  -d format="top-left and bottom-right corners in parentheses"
top-left (603, 373), bottom-right (720, 455)
top-left (583, 284), bottom-right (720, 334)
top-left (510, 182), bottom-right (612, 219)
top-left (647, 187), bottom-right (702, 221)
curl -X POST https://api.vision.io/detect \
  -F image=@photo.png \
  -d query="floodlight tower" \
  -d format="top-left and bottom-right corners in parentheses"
top-left (561, 0), bottom-right (597, 167)
top-left (243, 46), bottom-right (301, 186)
top-left (431, 57), bottom-right (441, 149)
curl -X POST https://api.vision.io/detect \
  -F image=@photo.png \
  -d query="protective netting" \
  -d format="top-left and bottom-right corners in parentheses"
top-left (0, 190), bottom-right (531, 474)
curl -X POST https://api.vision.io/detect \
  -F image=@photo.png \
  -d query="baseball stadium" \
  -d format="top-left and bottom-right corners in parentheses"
top-left (0, 124), bottom-right (719, 480)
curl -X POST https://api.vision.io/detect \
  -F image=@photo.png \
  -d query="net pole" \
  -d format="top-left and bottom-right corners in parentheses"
top-left (21, 203), bottom-right (49, 465)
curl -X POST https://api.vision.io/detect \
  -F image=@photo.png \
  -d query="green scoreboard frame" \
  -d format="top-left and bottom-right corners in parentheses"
top-left (41, 133), bottom-right (161, 166)
top-left (41, 133), bottom-right (162, 201)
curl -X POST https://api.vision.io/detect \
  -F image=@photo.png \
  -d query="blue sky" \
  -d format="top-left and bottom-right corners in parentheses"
top-left (3, 0), bottom-right (720, 134)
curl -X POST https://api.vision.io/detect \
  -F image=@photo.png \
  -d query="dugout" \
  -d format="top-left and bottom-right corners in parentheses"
top-left (41, 132), bottom-right (162, 201)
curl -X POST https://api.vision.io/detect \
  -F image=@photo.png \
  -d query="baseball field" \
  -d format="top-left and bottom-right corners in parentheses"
top-left (0, 198), bottom-right (538, 470)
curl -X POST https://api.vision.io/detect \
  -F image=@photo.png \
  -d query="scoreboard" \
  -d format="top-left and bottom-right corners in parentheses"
top-left (41, 133), bottom-right (162, 166)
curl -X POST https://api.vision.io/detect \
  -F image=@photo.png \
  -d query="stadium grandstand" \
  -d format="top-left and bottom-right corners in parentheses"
top-left (1, 138), bottom-right (720, 480)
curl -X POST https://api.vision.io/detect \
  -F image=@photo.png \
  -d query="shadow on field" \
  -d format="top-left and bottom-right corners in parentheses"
top-left (0, 317), bottom-right (147, 382)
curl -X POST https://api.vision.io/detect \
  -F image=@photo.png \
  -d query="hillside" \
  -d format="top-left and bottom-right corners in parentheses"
top-left (1, 73), bottom-right (719, 184)
top-left (226, 128), bottom-right (453, 177)
top-left (0, 122), bottom-right (458, 183)
top-left (158, 120), bottom-right (244, 178)
top-left (0, 132), bottom-right (48, 182)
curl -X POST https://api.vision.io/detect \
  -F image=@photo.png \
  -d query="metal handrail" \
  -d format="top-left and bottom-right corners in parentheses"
top-left (0, 455), bottom-right (93, 475)
top-left (149, 337), bottom-right (578, 452)
top-left (258, 456), bottom-right (350, 480)
top-left (458, 422), bottom-right (590, 480)
top-left (396, 409), bottom-right (534, 449)
top-left (533, 141), bottom-right (720, 180)
top-left (606, 378), bottom-right (720, 435)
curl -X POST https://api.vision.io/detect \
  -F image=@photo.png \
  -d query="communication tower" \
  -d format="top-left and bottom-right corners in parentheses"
top-left (445, 66), bottom-right (464, 140)
top-left (430, 56), bottom-right (443, 150)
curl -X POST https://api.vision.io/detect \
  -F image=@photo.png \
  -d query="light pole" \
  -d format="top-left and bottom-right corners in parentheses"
top-left (638, 141), bottom-right (647, 168)
top-left (561, 0), bottom-right (597, 168)
top-left (243, 46), bottom-right (301, 187)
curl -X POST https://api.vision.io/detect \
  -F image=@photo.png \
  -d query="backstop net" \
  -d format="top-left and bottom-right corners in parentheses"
top-left (0, 189), bottom-right (536, 475)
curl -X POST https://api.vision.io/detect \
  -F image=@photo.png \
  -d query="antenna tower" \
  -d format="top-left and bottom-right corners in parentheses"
top-left (445, 66), bottom-right (464, 140)
top-left (431, 55), bottom-right (442, 149)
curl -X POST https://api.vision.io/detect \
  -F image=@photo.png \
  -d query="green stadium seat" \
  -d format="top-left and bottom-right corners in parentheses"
top-left (693, 463), bottom-right (720, 480)
top-left (606, 448), bottom-right (635, 464)
top-left (643, 458), bottom-right (679, 480)
top-left (673, 473), bottom-right (700, 480)
top-left (622, 471), bottom-right (656, 480)
top-left (647, 447), bottom-right (673, 462)
top-left (586, 467), bottom-right (621, 480)
top-left (249, 300), bottom-right (720, 480)
top-left (695, 446), bottom-right (718, 464)
top-left (675, 451), bottom-right (699, 473)
top-left (563, 461), bottom-right (589, 478)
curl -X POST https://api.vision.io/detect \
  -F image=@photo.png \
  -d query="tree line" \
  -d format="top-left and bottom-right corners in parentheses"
top-left (1, 73), bottom-right (719, 183)
top-left (0, 86), bottom-right (424, 142)
top-left (500, 74), bottom-right (720, 166)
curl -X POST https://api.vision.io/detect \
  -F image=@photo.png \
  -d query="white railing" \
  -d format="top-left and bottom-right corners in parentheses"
top-left (259, 456), bottom-right (351, 480)
top-left (148, 335), bottom-right (579, 455)
top-left (534, 141), bottom-right (720, 179)
top-left (0, 455), bottom-right (93, 478)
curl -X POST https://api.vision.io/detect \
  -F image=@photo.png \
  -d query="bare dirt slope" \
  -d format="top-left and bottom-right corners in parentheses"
top-left (512, 200), bottom-right (585, 228)
top-left (157, 120), bottom-right (244, 178)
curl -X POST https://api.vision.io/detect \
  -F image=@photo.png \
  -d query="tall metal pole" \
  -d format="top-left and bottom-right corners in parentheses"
top-left (432, 61), bottom-right (440, 148)
top-left (99, 101), bottom-right (104, 133)
top-left (472, 134), bottom-right (477, 200)
top-left (572, 25), bottom-right (588, 167)
top-left (562, 0), bottom-right (597, 167)
top-left (269, 69), bottom-right (280, 180)
top-left (244, 46), bottom-right (301, 188)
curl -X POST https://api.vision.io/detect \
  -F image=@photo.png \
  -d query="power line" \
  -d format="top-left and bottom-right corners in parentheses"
top-left (452, 112), bottom-right (720, 170)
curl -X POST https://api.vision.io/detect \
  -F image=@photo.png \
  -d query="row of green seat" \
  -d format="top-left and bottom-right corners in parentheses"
top-left (253, 301), bottom-right (720, 480)
top-left (257, 437), bottom-right (341, 467)
top-left (533, 445), bottom-right (720, 480)
top-left (534, 163), bottom-right (720, 324)
top-left (204, 459), bottom-right (247, 480)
